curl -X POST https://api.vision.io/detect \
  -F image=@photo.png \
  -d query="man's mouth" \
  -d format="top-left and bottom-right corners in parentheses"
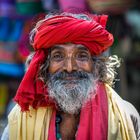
top-left (50, 71), bottom-right (90, 82)
top-left (63, 76), bottom-right (79, 80)
top-left (60, 77), bottom-right (79, 87)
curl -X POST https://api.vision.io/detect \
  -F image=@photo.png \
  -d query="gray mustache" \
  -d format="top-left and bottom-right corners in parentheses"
top-left (50, 71), bottom-right (90, 80)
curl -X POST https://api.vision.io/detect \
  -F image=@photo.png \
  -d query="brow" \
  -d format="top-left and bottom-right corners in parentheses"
top-left (51, 45), bottom-right (64, 52)
top-left (76, 45), bottom-right (89, 51)
top-left (51, 45), bottom-right (89, 52)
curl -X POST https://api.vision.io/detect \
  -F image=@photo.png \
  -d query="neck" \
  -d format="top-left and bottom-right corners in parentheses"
top-left (58, 111), bottom-right (80, 140)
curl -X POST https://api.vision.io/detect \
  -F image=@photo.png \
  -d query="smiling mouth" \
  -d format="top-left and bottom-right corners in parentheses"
top-left (64, 77), bottom-right (79, 80)
top-left (63, 82), bottom-right (78, 89)
top-left (62, 78), bottom-right (79, 86)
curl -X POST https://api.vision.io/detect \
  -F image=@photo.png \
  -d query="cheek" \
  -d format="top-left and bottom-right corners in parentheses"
top-left (49, 62), bottom-right (63, 74)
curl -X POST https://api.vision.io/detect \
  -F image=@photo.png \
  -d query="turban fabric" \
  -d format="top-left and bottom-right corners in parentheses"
top-left (33, 14), bottom-right (114, 55)
top-left (14, 13), bottom-right (114, 111)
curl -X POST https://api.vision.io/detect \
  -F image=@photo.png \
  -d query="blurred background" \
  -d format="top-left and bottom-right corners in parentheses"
top-left (0, 0), bottom-right (140, 138)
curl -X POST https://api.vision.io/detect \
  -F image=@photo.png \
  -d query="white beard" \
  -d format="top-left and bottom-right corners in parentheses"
top-left (48, 72), bottom-right (98, 114)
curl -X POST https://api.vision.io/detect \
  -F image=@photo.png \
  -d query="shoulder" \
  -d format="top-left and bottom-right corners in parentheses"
top-left (105, 84), bottom-right (140, 121)
top-left (106, 84), bottom-right (140, 139)
top-left (105, 84), bottom-right (139, 118)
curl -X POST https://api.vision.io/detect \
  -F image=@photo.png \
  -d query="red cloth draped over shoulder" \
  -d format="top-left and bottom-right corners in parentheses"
top-left (14, 50), bottom-right (55, 111)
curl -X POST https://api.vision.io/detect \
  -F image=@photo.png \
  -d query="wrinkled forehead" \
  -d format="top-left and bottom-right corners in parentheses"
top-left (50, 43), bottom-right (91, 54)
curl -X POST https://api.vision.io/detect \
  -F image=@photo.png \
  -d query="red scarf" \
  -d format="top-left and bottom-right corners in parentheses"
top-left (48, 83), bottom-right (108, 140)
top-left (14, 50), bottom-right (55, 111)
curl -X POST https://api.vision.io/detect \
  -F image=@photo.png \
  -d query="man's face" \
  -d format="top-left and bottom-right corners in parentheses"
top-left (48, 43), bottom-right (97, 114)
top-left (49, 43), bottom-right (93, 74)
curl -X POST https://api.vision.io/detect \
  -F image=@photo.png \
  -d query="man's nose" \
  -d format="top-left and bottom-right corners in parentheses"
top-left (63, 57), bottom-right (78, 73)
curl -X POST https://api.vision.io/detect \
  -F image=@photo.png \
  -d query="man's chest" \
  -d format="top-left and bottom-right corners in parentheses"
top-left (56, 113), bottom-right (80, 140)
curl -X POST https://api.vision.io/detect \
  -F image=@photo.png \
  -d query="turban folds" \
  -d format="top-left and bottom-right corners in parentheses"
top-left (33, 14), bottom-right (114, 55)
top-left (14, 13), bottom-right (114, 111)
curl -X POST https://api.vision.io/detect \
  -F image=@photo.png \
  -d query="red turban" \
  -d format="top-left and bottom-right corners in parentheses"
top-left (33, 14), bottom-right (113, 55)
top-left (14, 13), bottom-right (114, 111)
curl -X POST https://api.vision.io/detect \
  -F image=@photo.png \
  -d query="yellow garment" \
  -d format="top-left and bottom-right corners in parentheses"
top-left (106, 84), bottom-right (137, 140)
top-left (8, 84), bottom-right (137, 140)
top-left (8, 106), bottom-right (53, 140)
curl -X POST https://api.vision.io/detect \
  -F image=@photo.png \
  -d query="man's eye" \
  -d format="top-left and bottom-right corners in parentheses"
top-left (51, 53), bottom-right (64, 61)
top-left (76, 53), bottom-right (90, 61)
